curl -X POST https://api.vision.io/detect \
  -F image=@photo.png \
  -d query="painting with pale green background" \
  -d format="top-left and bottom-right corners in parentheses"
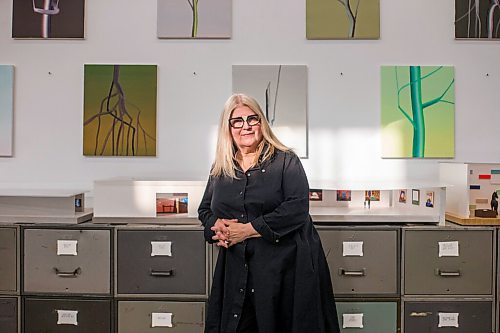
top-left (306, 0), bottom-right (379, 39)
top-left (83, 65), bottom-right (157, 156)
top-left (381, 66), bottom-right (455, 158)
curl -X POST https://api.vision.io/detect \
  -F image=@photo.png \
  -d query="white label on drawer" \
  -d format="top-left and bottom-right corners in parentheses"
top-left (343, 241), bottom-right (364, 256)
top-left (342, 313), bottom-right (363, 328)
top-left (57, 240), bottom-right (78, 256)
top-left (56, 310), bottom-right (78, 325)
top-left (438, 312), bottom-right (459, 327)
top-left (438, 241), bottom-right (459, 257)
top-left (151, 241), bottom-right (172, 256)
top-left (152, 312), bottom-right (173, 327)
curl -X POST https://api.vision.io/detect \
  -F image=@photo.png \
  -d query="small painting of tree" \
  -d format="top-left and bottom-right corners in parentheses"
top-left (455, 0), bottom-right (500, 39)
top-left (381, 66), bottom-right (455, 158)
top-left (83, 65), bottom-right (157, 156)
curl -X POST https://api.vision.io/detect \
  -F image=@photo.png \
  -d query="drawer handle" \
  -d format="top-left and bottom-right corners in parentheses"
top-left (339, 268), bottom-right (366, 276)
top-left (435, 269), bottom-right (461, 277)
top-left (150, 269), bottom-right (175, 277)
top-left (53, 267), bottom-right (81, 278)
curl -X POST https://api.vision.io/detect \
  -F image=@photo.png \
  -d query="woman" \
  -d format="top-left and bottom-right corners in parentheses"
top-left (198, 93), bottom-right (340, 333)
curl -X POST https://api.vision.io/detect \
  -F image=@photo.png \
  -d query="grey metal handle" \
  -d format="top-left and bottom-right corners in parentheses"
top-left (339, 268), bottom-right (366, 276)
top-left (54, 267), bottom-right (81, 278)
top-left (435, 269), bottom-right (461, 277)
top-left (150, 269), bottom-right (175, 277)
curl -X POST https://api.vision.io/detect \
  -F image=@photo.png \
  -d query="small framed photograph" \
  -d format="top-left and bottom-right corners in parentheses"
top-left (425, 191), bottom-right (434, 208)
top-left (156, 193), bottom-right (188, 216)
top-left (412, 189), bottom-right (420, 205)
top-left (365, 190), bottom-right (380, 201)
top-left (309, 189), bottom-right (323, 201)
top-left (337, 190), bottom-right (351, 201)
top-left (398, 189), bottom-right (407, 204)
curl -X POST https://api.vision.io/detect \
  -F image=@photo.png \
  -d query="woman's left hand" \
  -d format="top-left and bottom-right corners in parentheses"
top-left (224, 220), bottom-right (259, 245)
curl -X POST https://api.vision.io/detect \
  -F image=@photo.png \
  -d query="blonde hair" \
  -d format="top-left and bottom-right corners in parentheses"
top-left (210, 93), bottom-right (290, 178)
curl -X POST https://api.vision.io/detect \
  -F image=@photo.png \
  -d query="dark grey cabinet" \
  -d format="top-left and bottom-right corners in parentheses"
top-left (318, 228), bottom-right (399, 296)
top-left (23, 228), bottom-right (111, 295)
top-left (116, 229), bottom-right (208, 297)
top-left (0, 227), bottom-right (18, 294)
top-left (117, 300), bottom-right (205, 333)
top-left (0, 297), bottom-right (18, 333)
top-left (404, 300), bottom-right (493, 333)
top-left (24, 297), bottom-right (112, 333)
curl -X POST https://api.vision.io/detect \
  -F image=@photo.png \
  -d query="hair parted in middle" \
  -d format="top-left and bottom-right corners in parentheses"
top-left (210, 93), bottom-right (289, 178)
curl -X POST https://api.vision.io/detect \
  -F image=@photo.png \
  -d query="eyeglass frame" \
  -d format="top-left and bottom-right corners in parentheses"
top-left (228, 114), bottom-right (261, 129)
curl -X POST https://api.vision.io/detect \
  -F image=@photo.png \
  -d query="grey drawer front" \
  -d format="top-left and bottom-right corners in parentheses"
top-left (319, 229), bottom-right (398, 295)
top-left (0, 297), bottom-right (17, 333)
top-left (24, 298), bottom-right (112, 333)
top-left (118, 301), bottom-right (205, 333)
top-left (336, 301), bottom-right (398, 333)
top-left (404, 230), bottom-right (493, 295)
top-left (24, 229), bottom-right (111, 294)
top-left (404, 301), bottom-right (492, 332)
top-left (0, 228), bottom-right (17, 293)
top-left (117, 230), bottom-right (206, 295)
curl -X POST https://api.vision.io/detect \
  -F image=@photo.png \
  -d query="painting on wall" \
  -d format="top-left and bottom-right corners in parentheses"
top-left (0, 65), bottom-right (14, 157)
top-left (157, 0), bottom-right (231, 38)
top-left (12, 0), bottom-right (85, 39)
top-left (455, 0), bottom-right (500, 39)
top-left (412, 189), bottom-right (420, 205)
top-left (233, 65), bottom-right (308, 157)
top-left (381, 66), bottom-right (455, 158)
top-left (365, 190), bottom-right (380, 201)
top-left (306, 0), bottom-right (380, 39)
top-left (398, 189), bottom-right (407, 204)
top-left (83, 65), bottom-right (157, 157)
top-left (425, 191), bottom-right (434, 208)
top-left (337, 190), bottom-right (351, 201)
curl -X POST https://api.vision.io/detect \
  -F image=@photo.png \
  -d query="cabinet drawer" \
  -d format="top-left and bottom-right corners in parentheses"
top-left (117, 230), bottom-right (207, 296)
top-left (0, 227), bottom-right (18, 294)
top-left (404, 229), bottom-right (494, 295)
top-left (118, 301), bottom-right (205, 333)
top-left (318, 229), bottom-right (399, 296)
top-left (23, 229), bottom-right (111, 295)
top-left (24, 297), bottom-right (112, 333)
top-left (404, 300), bottom-right (493, 332)
top-left (336, 301), bottom-right (398, 333)
top-left (0, 297), bottom-right (18, 333)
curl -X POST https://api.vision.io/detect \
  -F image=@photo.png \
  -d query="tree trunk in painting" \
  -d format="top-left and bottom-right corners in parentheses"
top-left (337, 0), bottom-right (361, 38)
top-left (187, 0), bottom-right (199, 37)
top-left (409, 66), bottom-right (425, 158)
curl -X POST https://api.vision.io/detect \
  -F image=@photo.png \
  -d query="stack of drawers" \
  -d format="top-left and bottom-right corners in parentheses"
top-left (317, 226), bottom-right (401, 332)
top-left (402, 226), bottom-right (495, 333)
top-left (0, 225), bottom-right (19, 333)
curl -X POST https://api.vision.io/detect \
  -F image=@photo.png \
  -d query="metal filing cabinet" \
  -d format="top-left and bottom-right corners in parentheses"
top-left (0, 226), bottom-right (19, 295)
top-left (116, 226), bottom-right (209, 298)
top-left (336, 300), bottom-right (399, 332)
top-left (23, 297), bottom-right (112, 332)
top-left (0, 297), bottom-right (18, 333)
top-left (117, 300), bottom-right (205, 333)
top-left (23, 226), bottom-right (112, 295)
top-left (404, 300), bottom-right (493, 333)
top-left (317, 226), bottom-right (399, 297)
top-left (403, 227), bottom-right (495, 296)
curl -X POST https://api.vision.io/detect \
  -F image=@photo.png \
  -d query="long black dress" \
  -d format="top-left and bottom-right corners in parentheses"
top-left (198, 149), bottom-right (340, 333)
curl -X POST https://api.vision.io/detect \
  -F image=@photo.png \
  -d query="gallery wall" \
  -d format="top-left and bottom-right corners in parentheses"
top-left (0, 0), bottom-right (499, 194)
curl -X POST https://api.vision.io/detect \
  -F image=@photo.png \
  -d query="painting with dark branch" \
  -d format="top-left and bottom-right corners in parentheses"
top-left (233, 65), bottom-right (308, 158)
top-left (83, 65), bottom-right (157, 157)
top-left (307, 0), bottom-right (379, 39)
top-left (0, 65), bottom-right (14, 157)
top-left (157, 0), bottom-right (231, 39)
top-left (455, 0), bottom-right (500, 39)
top-left (12, 0), bottom-right (85, 39)
top-left (381, 66), bottom-right (455, 158)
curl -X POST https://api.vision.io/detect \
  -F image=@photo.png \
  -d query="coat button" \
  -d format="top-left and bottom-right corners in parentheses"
top-left (262, 169), bottom-right (266, 172)
top-left (239, 191), bottom-right (243, 195)
top-left (241, 214), bottom-right (244, 218)
top-left (275, 239), bottom-right (279, 243)
top-left (239, 288), bottom-right (244, 293)
top-left (234, 314), bottom-right (238, 318)
top-left (247, 173), bottom-right (251, 176)
top-left (251, 288), bottom-right (255, 293)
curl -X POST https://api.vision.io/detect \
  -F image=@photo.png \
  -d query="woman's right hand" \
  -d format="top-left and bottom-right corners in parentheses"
top-left (211, 218), bottom-right (237, 248)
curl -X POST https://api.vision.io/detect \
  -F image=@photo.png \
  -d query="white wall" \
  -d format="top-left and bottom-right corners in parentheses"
top-left (0, 0), bottom-right (499, 192)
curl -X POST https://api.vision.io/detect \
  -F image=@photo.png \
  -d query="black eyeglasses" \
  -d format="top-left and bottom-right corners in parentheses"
top-left (229, 115), bottom-right (261, 128)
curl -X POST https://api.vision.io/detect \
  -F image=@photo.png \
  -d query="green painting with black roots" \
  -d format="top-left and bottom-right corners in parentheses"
top-left (381, 66), bottom-right (455, 158)
top-left (83, 65), bottom-right (157, 156)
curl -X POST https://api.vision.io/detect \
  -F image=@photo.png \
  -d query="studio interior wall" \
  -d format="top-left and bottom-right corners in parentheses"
top-left (0, 0), bottom-right (499, 196)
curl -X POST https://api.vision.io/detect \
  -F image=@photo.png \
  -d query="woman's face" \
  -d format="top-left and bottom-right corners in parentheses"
top-left (229, 105), bottom-right (263, 152)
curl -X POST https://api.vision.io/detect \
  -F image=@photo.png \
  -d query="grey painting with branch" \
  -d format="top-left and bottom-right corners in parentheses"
top-left (455, 0), bottom-right (500, 38)
top-left (83, 65), bottom-right (157, 156)
top-left (265, 66), bottom-right (282, 126)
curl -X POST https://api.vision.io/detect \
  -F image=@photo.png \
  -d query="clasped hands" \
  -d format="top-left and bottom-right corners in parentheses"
top-left (211, 218), bottom-right (257, 248)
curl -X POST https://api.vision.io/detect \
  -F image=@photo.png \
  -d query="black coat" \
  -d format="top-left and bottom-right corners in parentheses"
top-left (198, 149), bottom-right (340, 333)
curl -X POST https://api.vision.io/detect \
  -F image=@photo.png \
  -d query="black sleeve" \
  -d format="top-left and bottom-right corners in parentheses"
top-left (250, 152), bottom-right (310, 244)
top-left (198, 176), bottom-right (218, 243)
